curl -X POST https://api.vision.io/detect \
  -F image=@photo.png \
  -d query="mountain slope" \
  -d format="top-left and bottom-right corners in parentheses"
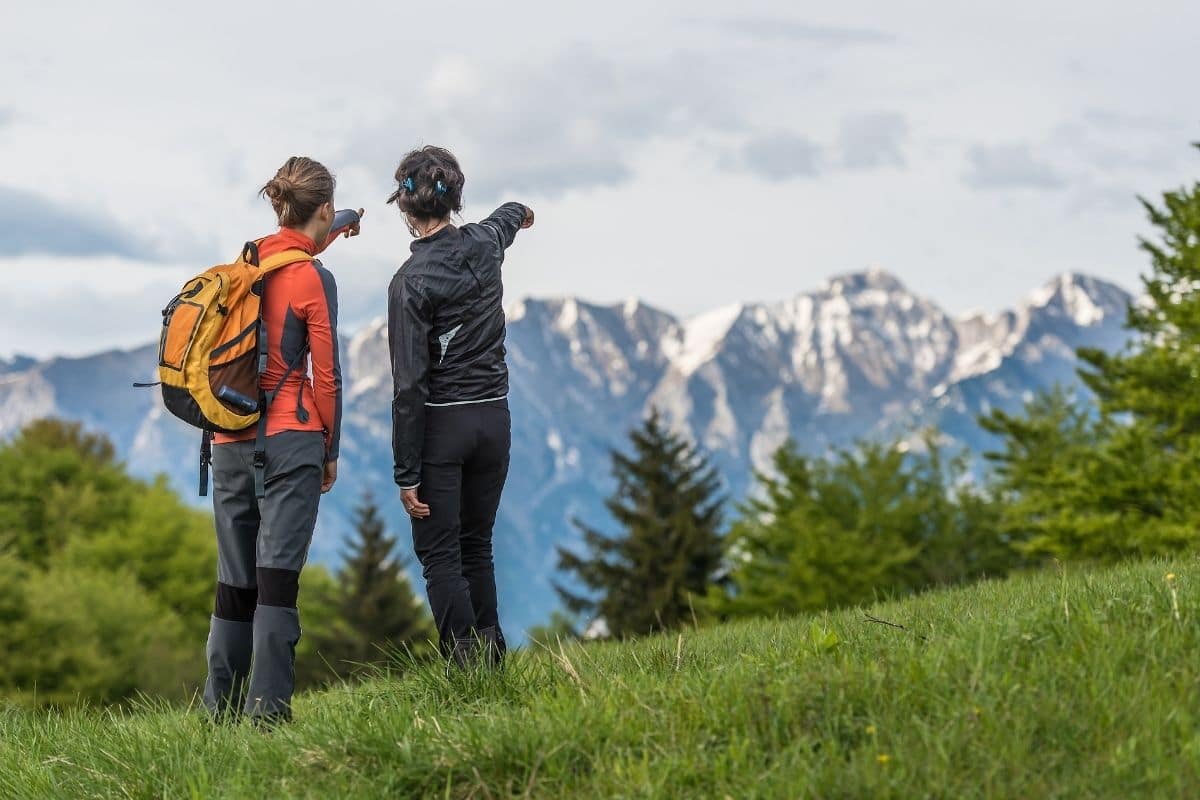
top-left (0, 270), bottom-right (1135, 634)
top-left (1, 558), bottom-right (1193, 798)
top-left (914, 272), bottom-right (1133, 455)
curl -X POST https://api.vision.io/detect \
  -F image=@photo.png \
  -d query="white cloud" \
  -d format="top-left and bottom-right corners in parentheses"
top-left (735, 133), bottom-right (825, 180)
top-left (963, 144), bottom-right (1066, 191)
top-left (839, 112), bottom-right (908, 170)
top-left (346, 46), bottom-right (749, 202)
top-left (0, 0), bottom-right (1197, 358)
top-left (0, 186), bottom-right (148, 258)
top-left (696, 16), bottom-right (895, 45)
top-left (0, 256), bottom-right (186, 358)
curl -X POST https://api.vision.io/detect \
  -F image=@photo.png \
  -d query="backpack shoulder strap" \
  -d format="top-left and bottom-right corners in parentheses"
top-left (258, 248), bottom-right (313, 274)
top-left (244, 245), bottom-right (310, 499)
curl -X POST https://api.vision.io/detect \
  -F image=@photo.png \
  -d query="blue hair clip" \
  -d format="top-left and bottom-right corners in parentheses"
top-left (435, 180), bottom-right (447, 195)
top-left (403, 176), bottom-right (416, 193)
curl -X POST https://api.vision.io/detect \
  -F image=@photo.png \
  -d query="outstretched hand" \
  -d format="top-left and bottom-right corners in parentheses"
top-left (521, 206), bottom-right (535, 229)
top-left (401, 487), bottom-right (430, 519)
top-left (344, 207), bottom-right (365, 238)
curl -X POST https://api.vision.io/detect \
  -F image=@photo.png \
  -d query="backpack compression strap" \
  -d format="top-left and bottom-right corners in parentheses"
top-left (199, 430), bottom-right (213, 496)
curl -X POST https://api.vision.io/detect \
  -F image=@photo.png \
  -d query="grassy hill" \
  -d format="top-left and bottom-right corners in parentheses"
top-left (1, 558), bottom-right (1197, 798)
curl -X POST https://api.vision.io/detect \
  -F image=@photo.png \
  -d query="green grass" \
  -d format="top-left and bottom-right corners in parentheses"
top-left (2, 559), bottom-right (1199, 798)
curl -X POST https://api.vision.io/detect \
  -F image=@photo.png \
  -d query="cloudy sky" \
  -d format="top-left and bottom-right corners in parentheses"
top-left (2, 0), bottom-right (1197, 358)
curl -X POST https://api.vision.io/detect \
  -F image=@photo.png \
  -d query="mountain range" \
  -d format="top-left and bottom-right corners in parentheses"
top-left (0, 269), bottom-right (1135, 635)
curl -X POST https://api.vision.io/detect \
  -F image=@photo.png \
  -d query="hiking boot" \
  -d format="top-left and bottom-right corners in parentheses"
top-left (202, 616), bottom-right (252, 720)
top-left (249, 711), bottom-right (290, 733)
top-left (478, 626), bottom-right (507, 669)
top-left (445, 636), bottom-right (479, 676)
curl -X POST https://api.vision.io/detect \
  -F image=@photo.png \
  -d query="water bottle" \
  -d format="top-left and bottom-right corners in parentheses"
top-left (217, 385), bottom-right (259, 414)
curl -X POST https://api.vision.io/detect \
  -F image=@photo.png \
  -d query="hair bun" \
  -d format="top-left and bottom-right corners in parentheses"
top-left (263, 177), bottom-right (292, 203)
top-left (259, 157), bottom-right (335, 227)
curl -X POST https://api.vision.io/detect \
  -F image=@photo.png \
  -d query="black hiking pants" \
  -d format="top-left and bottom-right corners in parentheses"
top-left (410, 398), bottom-right (510, 653)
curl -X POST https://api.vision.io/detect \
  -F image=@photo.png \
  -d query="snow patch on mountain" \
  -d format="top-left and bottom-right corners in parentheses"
top-left (1027, 271), bottom-right (1128, 327)
top-left (664, 303), bottom-right (743, 376)
top-left (347, 317), bottom-right (389, 400)
top-left (0, 370), bottom-right (56, 434)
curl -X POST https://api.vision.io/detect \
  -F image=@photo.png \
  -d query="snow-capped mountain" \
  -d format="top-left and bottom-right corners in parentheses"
top-left (917, 272), bottom-right (1133, 451)
top-left (650, 269), bottom-right (963, 483)
top-left (0, 270), bottom-right (1134, 634)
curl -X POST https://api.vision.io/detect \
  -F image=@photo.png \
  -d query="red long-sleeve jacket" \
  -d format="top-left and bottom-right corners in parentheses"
top-left (214, 227), bottom-right (342, 460)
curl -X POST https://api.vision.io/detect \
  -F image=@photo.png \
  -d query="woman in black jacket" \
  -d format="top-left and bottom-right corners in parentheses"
top-left (386, 145), bottom-right (534, 668)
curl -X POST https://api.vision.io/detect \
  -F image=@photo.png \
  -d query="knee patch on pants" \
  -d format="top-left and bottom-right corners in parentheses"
top-left (257, 567), bottom-right (300, 609)
top-left (214, 582), bottom-right (257, 623)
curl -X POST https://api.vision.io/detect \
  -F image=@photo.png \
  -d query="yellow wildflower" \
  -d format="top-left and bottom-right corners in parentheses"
top-left (865, 725), bottom-right (877, 736)
top-left (1166, 573), bottom-right (1177, 582)
top-left (877, 754), bottom-right (892, 765)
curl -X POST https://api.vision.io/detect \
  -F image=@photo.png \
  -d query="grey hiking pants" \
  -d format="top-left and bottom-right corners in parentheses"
top-left (202, 430), bottom-right (325, 721)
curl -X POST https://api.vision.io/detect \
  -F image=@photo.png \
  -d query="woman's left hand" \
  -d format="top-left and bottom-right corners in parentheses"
top-left (401, 487), bottom-right (430, 518)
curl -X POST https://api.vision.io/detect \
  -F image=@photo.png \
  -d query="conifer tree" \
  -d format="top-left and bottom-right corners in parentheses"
top-left (554, 409), bottom-right (725, 638)
top-left (1079, 145), bottom-right (1200, 432)
top-left (712, 436), bottom-right (1009, 619)
top-left (308, 492), bottom-right (433, 679)
top-left (983, 145), bottom-right (1200, 560)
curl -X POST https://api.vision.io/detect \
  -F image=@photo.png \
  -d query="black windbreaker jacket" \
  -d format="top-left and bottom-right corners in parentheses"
top-left (388, 202), bottom-right (528, 488)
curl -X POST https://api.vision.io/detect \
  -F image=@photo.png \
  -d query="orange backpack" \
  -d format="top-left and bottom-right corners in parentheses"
top-left (146, 241), bottom-right (311, 496)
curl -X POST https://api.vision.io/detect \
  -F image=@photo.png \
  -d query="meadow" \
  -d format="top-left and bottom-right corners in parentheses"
top-left (1, 558), bottom-right (1196, 798)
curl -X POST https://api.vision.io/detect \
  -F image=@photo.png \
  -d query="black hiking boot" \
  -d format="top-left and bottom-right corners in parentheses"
top-left (248, 711), bottom-right (290, 733)
top-left (445, 637), bottom-right (479, 676)
top-left (478, 626), bottom-right (507, 669)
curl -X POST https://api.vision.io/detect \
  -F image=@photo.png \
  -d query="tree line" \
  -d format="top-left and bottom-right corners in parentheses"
top-left (0, 420), bottom-right (432, 707)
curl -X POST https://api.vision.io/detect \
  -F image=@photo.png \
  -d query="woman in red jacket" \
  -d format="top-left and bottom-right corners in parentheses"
top-left (204, 156), bottom-right (360, 724)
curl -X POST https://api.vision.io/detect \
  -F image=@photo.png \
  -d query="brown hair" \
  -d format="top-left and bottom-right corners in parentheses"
top-left (260, 156), bottom-right (336, 227)
top-left (386, 145), bottom-right (464, 222)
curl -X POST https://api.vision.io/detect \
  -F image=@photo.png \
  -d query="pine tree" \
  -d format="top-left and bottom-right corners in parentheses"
top-left (308, 492), bottom-right (433, 679)
top-left (981, 145), bottom-right (1200, 561)
top-left (554, 409), bottom-right (725, 638)
top-left (982, 386), bottom-right (1200, 559)
top-left (711, 437), bottom-right (1010, 619)
top-left (1079, 144), bottom-right (1200, 434)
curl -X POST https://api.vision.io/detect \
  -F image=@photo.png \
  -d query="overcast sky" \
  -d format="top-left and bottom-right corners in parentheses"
top-left (2, 0), bottom-right (1197, 358)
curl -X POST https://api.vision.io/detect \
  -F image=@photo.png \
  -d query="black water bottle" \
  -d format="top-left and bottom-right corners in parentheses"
top-left (217, 385), bottom-right (259, 414)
